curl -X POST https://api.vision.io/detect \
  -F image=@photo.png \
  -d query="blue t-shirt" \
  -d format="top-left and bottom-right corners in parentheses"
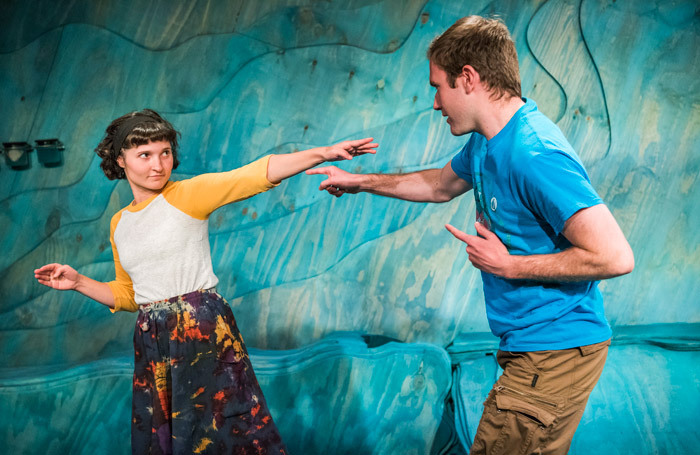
top-left (451, 98), bottom-right (611, 351)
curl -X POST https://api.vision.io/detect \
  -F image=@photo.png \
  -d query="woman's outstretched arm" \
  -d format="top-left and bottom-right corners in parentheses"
top-left (266, 137), bottom-right (378, 183)
top-left (34, 263), bottom-right (116, 309)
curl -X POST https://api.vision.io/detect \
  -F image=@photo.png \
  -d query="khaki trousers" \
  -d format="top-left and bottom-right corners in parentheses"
top-left (470, 339), bottom-right (610, 455)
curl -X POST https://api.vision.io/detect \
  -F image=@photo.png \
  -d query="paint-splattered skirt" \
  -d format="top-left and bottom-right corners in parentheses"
top-left (131, 289), bottom-right (287, 455)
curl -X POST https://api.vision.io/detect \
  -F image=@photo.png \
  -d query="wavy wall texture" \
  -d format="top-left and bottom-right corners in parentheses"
top-left (0, 0), bottom-right (698, 453)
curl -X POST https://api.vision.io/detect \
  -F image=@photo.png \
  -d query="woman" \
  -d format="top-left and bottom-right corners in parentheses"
top-left (34, 109), bottom-right (377, 454)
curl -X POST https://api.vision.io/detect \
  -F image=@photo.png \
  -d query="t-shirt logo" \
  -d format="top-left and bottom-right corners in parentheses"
top-left (490, 197), bottom-right (497, 212)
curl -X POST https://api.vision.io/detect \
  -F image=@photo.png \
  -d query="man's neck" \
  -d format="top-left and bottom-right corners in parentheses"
top-left (478, 95), bottom-right (525, 141)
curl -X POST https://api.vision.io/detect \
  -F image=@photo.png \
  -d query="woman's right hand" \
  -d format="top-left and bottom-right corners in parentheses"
top-left (320, 137), bottom-right (378, 162)
top-left (34, 263), bottom-right (80, 291)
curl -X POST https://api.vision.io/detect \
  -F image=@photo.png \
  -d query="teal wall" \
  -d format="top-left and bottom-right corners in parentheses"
top-left (1, 0), bottom-right (698, 453)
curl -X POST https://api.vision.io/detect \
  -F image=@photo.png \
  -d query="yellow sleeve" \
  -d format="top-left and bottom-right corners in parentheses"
top-left (107, 210), bottom-right (137, 313)
top-left (164, 155), bottom-right (278, 220)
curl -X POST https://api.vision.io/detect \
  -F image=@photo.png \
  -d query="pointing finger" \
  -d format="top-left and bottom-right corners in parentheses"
top-left (306, 167), bottom-right (332, 176)
top-left (445, 224), bottom-right (471, 244)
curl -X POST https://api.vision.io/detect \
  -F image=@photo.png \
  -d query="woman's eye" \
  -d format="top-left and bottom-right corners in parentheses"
top-left (162, 150), bottom-right (170, 156)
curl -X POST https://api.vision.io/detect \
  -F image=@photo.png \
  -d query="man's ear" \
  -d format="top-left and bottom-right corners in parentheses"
top-left (461, 65), bottom-right (480, 93)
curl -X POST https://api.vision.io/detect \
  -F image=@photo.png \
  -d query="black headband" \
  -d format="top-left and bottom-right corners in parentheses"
top-left (112, 114), bottom-right (155, 155)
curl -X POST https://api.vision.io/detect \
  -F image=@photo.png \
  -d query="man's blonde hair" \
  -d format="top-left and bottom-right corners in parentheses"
top-left (427, 16), bottom-right (521, 100)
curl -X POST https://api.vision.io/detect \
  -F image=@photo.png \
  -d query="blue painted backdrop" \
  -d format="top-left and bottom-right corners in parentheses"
top-left (0, 0), bottom-right (698, 454)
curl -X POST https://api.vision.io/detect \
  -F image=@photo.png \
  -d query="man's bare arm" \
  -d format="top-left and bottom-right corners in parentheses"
top-left (306, 161), bottom-right (472, 202)
top-left (446, 204), bottom-right (634, 282)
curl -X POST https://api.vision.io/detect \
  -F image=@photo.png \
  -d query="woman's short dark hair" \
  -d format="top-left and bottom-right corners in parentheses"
top-left (94, 109), bottom-right (181, 180)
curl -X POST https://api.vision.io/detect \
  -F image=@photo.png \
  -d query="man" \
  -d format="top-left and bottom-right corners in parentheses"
top-left (307, 15), bottom-right (634, 455)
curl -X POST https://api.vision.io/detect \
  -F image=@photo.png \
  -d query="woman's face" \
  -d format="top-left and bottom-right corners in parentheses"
top-left (117, 140), bottom-right (173, 200)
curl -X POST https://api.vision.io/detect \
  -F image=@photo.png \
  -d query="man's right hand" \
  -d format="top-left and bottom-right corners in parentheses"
top-left (306, 166), bottom-right (361, 197)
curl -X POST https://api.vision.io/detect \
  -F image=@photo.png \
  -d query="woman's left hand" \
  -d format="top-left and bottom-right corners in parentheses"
top-left (323, 137), bottom-right (378, 162)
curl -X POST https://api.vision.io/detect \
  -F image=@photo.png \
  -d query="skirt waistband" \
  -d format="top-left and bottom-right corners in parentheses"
top-left (138, 287), bottom-right (218, 314)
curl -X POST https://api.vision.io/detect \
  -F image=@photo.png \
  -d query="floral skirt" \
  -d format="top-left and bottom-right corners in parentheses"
top-left (131, 289), bottom-right (287, 455)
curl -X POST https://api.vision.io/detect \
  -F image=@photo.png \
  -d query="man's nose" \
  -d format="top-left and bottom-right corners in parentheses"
top-left (433, 95), bottom-right (441, 110)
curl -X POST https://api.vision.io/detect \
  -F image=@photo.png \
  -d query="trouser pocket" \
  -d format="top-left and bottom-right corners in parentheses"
top-left (471, 386), bottom-right (558, 455)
